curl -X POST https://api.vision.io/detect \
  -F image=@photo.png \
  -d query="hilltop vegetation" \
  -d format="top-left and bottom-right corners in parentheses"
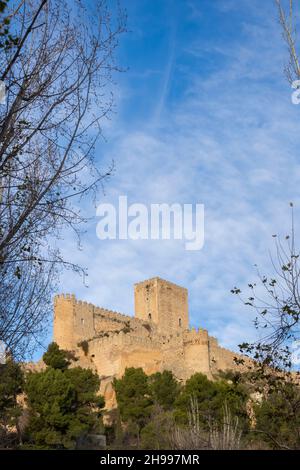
top-left (1, 343), bottom-right (300, 450)
top-left (0, 344), bottom-right (105, 449)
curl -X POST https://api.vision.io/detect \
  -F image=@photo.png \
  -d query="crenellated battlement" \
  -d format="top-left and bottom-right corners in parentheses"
top-left (134, 276), bottom-right (188, 292)
top-left (94, 306), bottom-right (133, 323)
top-left (183, 327), bottom-right (208, 345)
top-left (55, 293), bottom-right (133, 323)
top-left (54, 293), bottom-right (76, 302)
top-left (52, 277), bottom-right (245, 409)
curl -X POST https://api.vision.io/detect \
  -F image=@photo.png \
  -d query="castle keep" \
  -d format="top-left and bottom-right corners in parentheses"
top-left (54, 277), bottom-right (239, 408)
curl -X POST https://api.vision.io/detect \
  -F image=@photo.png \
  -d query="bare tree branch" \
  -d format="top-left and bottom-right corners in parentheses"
top-left (0, 0), bottom-right (126, 358)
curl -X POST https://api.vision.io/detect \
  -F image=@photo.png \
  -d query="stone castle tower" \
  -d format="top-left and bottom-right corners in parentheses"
top-left (53, 277), bottom-right (239, 408)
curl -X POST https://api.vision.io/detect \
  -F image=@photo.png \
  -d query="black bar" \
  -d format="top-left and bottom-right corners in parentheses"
top-left (0, 449), bottom-right (299, 466)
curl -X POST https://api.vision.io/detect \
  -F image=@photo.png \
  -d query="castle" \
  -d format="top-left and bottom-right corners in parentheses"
top-left (54, 277), bottom-right (240, 408)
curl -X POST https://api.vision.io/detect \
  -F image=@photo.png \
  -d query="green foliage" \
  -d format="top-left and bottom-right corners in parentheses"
top-left (42, 342), bottom-right (70, 370)
top-left (24, 343), bottom-right (104, 449)
top-left (140, 408), bottom-right (173, 450)
top-left (174, 373), bottom-right (215, 424)
top-left (0, 359), bottom-right (24, 411)
top-left (0, 359), bottom-right (24, 447)
top-left (64, 367), bottom-right (101, 407)
top-left (0, 0), bottom-right (19, 50)
top-left (113, 367), bottom-right (153, 434)
top-left (254, 380), bottom-right (300, 449)
top-left (174, 372), bottom-right (249, 430)
top-left (149, 370), bottom-right (180, 410)
top-left (104, 408), bottom-right (124, 448)
top-left (112, 369), bottom-right (250, 448)
top-left (25, 368), bottom-right (76, 448)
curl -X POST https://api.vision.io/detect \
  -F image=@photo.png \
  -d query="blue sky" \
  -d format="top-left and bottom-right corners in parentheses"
top-left (45, 0), bottom-right (300, 357)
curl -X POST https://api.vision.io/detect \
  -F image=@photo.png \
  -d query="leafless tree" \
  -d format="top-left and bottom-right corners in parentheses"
top-left (171, 396), bottom-right (242, 450)
top-left (232, 205), bottom-right (300, 372)
top-left (276, 0), bottom-right (300, 83)
top-left (209, 401), bottom-right (242, 450)
top-left (171, 396), bottom-right (209, 450)
top-left (228, 2), bottom-right (300, 375)
top-left (0, 0), bottom-right (126, 358)
top-left (0, 248), bottom-right (57, 359)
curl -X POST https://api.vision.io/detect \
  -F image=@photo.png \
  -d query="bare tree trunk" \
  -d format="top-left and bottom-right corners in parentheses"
top-left (0, 0), bottom-right (126, 358)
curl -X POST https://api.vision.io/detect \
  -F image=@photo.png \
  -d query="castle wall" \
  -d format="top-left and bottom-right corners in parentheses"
top-left (73, 300), bottom-right (95, 343)
top-left (134, 278), bottom-right (189, 334)
top-left (160, 335), bottom-right (186, 381)
top-left (134, 278), bottom-right (158, 324)
top-left (94, 308), bottom-right (133, 334)
top-left (53, 295), bottom-right (76, 350)
top-left (157, 279), bottom-right (189, 333)
top-left (53, 278), bottom-right (247, 411)
top-left (209, 336), bottom-right (241, 373)
top-left (183, 328), bottom-right (213, 380)
top-left (88, 331), bottom-right (163, 378)
top-left (54, 295), bottom-right (95, 350)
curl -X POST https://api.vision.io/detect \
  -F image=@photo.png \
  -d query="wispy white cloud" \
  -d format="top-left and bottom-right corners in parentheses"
top-left (52, 0), bottom-right (300, 356)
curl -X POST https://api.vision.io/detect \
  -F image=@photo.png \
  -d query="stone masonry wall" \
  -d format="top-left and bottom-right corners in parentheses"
top-left (53, 278), bottom-right (246, 410)
top-left (134, 278), bottom-right (189, 334)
